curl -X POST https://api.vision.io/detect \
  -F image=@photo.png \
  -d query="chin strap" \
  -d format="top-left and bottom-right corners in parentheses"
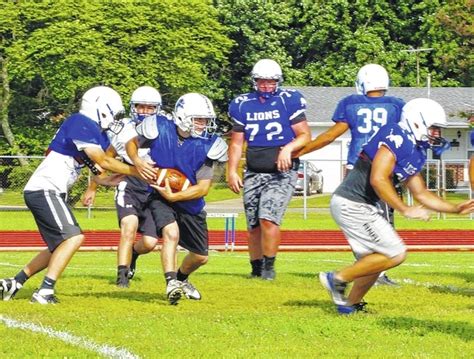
top-left (257, 91), bottom-right (274, 99)
top-left (431, 137), bottom-right (451, 156)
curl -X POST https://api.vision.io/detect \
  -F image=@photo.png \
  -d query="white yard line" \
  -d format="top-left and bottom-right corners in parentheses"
top-left (0, 315), bottom-right (140, 359)
top-left (400, 278), bottom-right (473, 293)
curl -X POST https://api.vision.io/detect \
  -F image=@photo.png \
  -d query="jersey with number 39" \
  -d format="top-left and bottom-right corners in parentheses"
top-left (228, 89), bottom-right (307, 147)
top-left (332, 94), bottom-right (405, 166)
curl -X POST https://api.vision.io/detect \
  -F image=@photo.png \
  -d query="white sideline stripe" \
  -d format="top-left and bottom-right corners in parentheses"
top-left (401, 278), bottom-right (472, 293)
top-left (0, 315), bottom-right (140, 359)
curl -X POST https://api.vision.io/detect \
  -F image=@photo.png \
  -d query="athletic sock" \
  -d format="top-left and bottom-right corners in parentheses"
top-left (40, 276), bottom-right (56, 291)
top-left (164, 271), bottom-right (177, 284)
top-left (263, 255), bottom-right (276, 270)
top-left (131, 248), bottom-right (140, 263)
top-left (250, 259), bottom-right (263, 276)
top-left (14, 270), bottom-right (29, 285)
top-left (176, 269), bottom-right (188, 282)
top-left (117, 265), bottom-right (128, 275)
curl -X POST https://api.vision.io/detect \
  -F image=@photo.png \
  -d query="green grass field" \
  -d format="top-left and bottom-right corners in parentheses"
top-left (0, 251), bottom-right (472, 357)
top-left (1, 209), bottom-right (473, 231)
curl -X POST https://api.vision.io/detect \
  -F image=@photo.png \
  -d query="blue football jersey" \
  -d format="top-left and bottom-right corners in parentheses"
top-left (48, 113), bottom-right (110, 157)
top-left (148, 118), bottom-right (219, 215)
top-left (470, 129), bottom-right (474, 146)
top-left (228, 89), bottom-right (306, 147)
top-left (363, 124), bottom-right (427, 182)
top-left (332, 94), bottom-right (405, 166)
top-left (335, 123), bottom-right (427, 205)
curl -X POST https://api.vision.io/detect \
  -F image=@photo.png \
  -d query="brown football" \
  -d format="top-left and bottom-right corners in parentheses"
top-left (155, 168), bottom-right (191, 193)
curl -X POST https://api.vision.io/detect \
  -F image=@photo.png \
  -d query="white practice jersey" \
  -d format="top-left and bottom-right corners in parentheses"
top-left (108, 117), bottom-right (151, 164)
top-left (24, 151), bottom-right (82, 193)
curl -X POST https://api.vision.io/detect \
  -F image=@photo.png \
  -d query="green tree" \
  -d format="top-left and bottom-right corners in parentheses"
top-left (214, 0), bottom-right (303, 102)
top-left (0, 0), bottom-right (233, 155)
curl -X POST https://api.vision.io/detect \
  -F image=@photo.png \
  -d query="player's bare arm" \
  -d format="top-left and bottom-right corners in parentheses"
top-left (125, 136), bottom-right (156, 181)
top-left (407, 174), bottom-right (474, 214)
top-left (371, 146), bottom-right (430, 220)
top-left (277, 120), bottom-right (311, 172)
top-left (295, 121), bottom-right (349, 157)
top-left (227, 131), bottom-right (245, 194)
top-left (151, 178), bottom-right (212, 202)
top-left (84, 146), bottom-right (139, 178)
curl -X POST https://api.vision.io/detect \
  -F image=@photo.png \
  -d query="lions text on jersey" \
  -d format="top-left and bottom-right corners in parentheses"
top-left (229, 89), bottom-right (306, 147)
top-left (332, 94), bottom-right (405, 166)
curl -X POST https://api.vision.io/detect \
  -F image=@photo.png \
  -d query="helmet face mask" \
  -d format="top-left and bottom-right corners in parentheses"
top-left (399, 98), bottom-right (450, 155)
top-left (355, 64), bottom-right (389, 95)
top-left (251, 59), bottom-right (283, 99)
top-left (173, 93), bottom-right (217, 139)
top-left (129, 86), bottom-right (162, 123)
top-left (80, 86), bottom-right (125, 133)
top-left (107, 110), bottom-right (126, 134)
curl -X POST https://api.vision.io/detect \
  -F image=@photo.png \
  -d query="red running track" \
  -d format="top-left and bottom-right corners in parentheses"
top-left (0, 230), bottom-right (473, 251)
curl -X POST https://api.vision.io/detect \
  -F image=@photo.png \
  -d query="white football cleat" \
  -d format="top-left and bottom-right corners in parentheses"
top-left (0, 278), bottom-right (22, 301)
top-left (181, 280), bottom-right (201, 300)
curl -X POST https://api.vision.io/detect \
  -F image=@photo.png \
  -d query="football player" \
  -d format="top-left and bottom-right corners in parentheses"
top-left (126, 93), bottom-right (228, 305)
top-left (82, 86), bottom-right (165, 288)
top-left (227, 58), bottom-right (311, 280)
top-left (0, 86), bottom-right (149, 304)
top-left (319, 98), bottom-right (474, 314)
top-left (296, 64), bottom-right (405, 286)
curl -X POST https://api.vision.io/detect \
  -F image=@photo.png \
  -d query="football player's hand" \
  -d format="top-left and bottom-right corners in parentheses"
top-left (291, 148), bottom-right (303, 158)
top-left (277, 146), bottom-right (293, 172)
top-left (81, 188), bottom-right (96, 206)
top-left (150, 178), bottom-right (177, 202)
top-left (135, 158), bottom-right (157, 181)
top-left (227, 172), bottom-right (243, 194)
top-left (402, 205), bottom-right (431, 221)
top-left (455, 199), bottom-right (474, 214)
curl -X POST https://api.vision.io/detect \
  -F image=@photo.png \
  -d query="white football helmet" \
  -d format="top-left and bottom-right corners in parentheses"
top-left (80, 86), bottom-right (125, 134)
top-left (173, 93), bottom-right (217, 139)
top-left (399, 98), bottom-right (448, 151)
top-left (251, 59), bottom-right (283, 98)
top-left (355, 64), bottom-right (389, 95)
top-left (129, 86), bottom-right (162, 123)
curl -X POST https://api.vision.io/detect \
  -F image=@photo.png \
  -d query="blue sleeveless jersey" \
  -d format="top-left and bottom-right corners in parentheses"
top-left (363, 124), bottom-right (427, 182)
top-left (148, 119), bottom-right (218, 215)
top-left (332, 94), bottom-right (405, 166)
top-left (335, 123), bottom-right (427, 205)
top-left (228, 89), bottom-right (306, 147)
top-left (48, 113), bottom-right (110, 156)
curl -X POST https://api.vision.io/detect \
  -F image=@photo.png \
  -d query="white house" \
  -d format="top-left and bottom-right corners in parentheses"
top-left (290, 87), bottom-right (474, 192)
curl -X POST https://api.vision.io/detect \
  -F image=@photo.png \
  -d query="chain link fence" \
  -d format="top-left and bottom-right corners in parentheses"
top-left (0, 155), bottom-right (472, 220)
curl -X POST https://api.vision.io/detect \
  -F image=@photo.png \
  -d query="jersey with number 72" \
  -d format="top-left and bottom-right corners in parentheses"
top-left (228, 89), bottom-right (307, 147)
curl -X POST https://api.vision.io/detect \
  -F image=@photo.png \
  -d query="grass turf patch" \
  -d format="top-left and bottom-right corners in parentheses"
top-left (0, 251), bottom-right (472, 357)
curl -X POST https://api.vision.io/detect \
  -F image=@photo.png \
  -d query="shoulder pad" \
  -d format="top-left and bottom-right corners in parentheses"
top-left (158, 110), bottom-right (174, 121)
top-left (136, 116), bottom-right (159, 139)
top-left (207, 137), bottom-right (228, 162)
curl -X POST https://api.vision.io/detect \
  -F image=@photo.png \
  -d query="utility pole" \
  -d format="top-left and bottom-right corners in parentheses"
top-left (401, 47), bottom-right (434, 86)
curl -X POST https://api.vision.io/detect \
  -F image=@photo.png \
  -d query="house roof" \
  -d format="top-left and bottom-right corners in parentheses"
top-left (290, 87), bottom-right (473, 128)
